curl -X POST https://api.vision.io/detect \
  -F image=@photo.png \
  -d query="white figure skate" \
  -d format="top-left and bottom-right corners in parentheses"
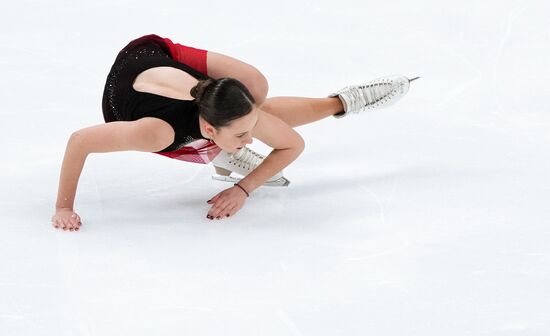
top-left (329, 75), bottom-right (420, 118)
top-left (211, 146), bottom-right (290, 187)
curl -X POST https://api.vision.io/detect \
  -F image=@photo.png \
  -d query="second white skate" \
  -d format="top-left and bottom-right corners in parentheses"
top-left (211, 147), bottom-right (290, 187)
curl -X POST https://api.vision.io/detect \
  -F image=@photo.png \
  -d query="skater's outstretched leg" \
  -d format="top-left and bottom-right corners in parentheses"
top-left (260, 75), bottom-right (419, 127)
top-left (259, 97), bottom-right (344, 128)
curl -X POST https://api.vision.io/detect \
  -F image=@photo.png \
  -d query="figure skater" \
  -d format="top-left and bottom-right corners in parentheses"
top-left (51, 33), bottom-right (418, 232)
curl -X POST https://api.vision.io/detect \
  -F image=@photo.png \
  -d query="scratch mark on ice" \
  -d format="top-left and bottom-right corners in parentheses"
top-left (277, 309), bottom-right (304, 336)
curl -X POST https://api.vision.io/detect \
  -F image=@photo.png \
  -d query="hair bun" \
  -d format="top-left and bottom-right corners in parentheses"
top-left (191, 78), bottom-right (215, 103)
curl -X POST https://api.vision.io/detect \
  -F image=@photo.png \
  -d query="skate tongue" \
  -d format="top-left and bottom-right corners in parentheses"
top-left (231, 147), bottom-right (263, 170)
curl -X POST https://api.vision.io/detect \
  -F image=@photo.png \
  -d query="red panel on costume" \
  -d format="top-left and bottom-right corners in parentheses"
top-left (154, 139), bottom-right (221, 164)
top-left (162, 37), bottom-right (208, 76)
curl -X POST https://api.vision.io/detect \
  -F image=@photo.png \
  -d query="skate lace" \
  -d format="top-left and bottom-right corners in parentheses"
top-left (230, 147), bottom-right (264, 171)
top-left (360, 78), bottom-right (395, 109)
top-left (340, 77), bottom-right (398, 113)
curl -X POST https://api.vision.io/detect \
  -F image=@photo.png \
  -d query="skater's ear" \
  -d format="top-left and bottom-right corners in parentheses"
top-left (199, 116), bottom-right (219, 138)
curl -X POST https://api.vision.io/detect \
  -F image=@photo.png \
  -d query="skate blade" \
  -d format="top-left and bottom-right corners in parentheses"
top-left (409, 76), bottom-right (420, 82)
top-left (211, 174), bottom-right (290, 187)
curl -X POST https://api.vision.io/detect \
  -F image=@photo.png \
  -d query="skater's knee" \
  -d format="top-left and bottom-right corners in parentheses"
top-left (248, 72), bottom-right (269, 106)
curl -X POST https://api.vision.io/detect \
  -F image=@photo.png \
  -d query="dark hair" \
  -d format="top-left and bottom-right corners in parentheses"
top-left (190, 77), bottom-right (256, 128)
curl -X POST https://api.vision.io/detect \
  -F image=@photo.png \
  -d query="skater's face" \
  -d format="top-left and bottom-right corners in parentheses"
top-left (201, 108), bottom-right (258, 153)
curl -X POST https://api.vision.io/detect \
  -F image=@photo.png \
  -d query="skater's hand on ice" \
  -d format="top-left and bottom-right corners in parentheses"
top-left (206, 186), bottom-right (248, 220)
top-left (51, 208), bottom-right (82, 232)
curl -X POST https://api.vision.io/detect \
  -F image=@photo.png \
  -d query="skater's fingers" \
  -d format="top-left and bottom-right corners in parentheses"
top-left (68, 218), bottom-right (77, 231)
top-left (225, 205), bottom-right (239, 218)
top-left (51, 214), bottom-right (62, 229)
top-left (51, 209), bottom-right (82, 232)
top-left (221, 202), bottom-right (241, 219)
top-left (62, 218), bottom-right (73, 231)
top-left (212, 199), bottom-right (238, 219)
top-left (207, 193), bottom-right (222, 204)
top-left (211, 200), bottom-right (229, 212)
top-left (217, 201), bottom-right (245, 219)
top-left (209, 201), bottom-right (230, 219)
top-left (207, 185), bottom-right (248, 220)
top-left (69, 214), bottom-right (81, 229)
top-left (74, 215), bottom-right (82, 228)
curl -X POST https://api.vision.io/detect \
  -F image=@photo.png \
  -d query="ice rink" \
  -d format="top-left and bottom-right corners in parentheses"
top-left (1, 0), bottom-right (549, 335)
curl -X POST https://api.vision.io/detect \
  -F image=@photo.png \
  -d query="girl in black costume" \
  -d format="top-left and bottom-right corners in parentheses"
top-left (52, 33), bottom-right (416, 231)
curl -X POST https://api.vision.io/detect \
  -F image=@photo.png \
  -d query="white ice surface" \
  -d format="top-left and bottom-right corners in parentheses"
top-left (1, 0), bottom-right (550, 335)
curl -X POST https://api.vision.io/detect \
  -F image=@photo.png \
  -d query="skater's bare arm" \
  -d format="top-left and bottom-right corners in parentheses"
top-left (240, 110), bottom-right (305, 193)
top-left (52, 118), bottom-right (174, 231)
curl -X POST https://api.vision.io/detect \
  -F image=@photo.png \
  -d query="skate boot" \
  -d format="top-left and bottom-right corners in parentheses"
top-left (211, 146), bottom-right (290, 187)
top-left (329, 75), bottom-right (420, 118)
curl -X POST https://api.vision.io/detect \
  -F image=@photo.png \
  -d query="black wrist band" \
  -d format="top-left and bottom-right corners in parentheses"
top-left (233, 183), bottom-right (249, 197)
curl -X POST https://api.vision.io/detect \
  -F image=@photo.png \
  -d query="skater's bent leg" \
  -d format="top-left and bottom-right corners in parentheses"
top-left (206, 51), bottom-right (269, 106)
top-left (260, 96), bottom-right (344, 128)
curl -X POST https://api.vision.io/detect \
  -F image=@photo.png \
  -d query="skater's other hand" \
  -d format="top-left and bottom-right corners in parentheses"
top-left (51, 208), bottom-right (82, 232)
top-left (206, 186), bottom-right (248, 220)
